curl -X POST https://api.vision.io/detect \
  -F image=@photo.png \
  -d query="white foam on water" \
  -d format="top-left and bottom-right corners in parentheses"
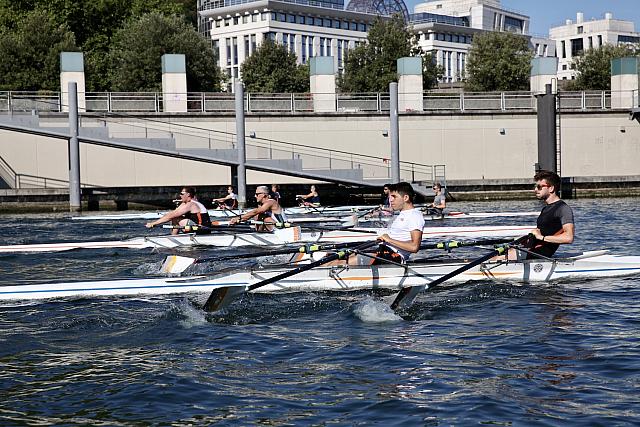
top-left (352, 297), bottom-right (402, 323)
top-left (174, 299), bottom-right (208, 328)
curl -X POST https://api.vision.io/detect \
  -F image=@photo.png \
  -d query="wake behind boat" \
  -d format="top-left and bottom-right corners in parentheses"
top-left (0, 225), bottom-right (535, 254)
top-left (1, 251), bottom-right (638, 301)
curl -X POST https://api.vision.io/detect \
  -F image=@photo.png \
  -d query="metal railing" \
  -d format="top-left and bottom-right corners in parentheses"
top-left (1, 90), bottom-right (635, 114)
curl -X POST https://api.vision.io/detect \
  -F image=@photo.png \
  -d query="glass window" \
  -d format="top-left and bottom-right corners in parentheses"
top-left (308, 36), bottom-right (313, 57)
top-left (341, 20), bottom-right (349, 30)
top-left (277, 13), bottom-right (286, 22)
top-left (320, 37), bottom-right (325, 56)
top-left (242, 15), bottom-right (248, 24)
top-left (316, 18), bottom-right (323, 27)
top-left (244, 35), bottom-right (250, 56)
top-left (261, 12), bottom-right (269, 21)
top-left (307, 17), bottom-right (314, 26)
top-left (288, 14), bottom-right (296, 23)
top-left (333, 20), bottom-right (340, 29)
top-left (215, 20), bottom-right (221, 28)
top-left (224, 18), bottom-right (230, 26)
top-left (233, 16), bottom-right (239, 25)
top-left (350, 22), bottom-right (357, 31)
top-left (302, 35), bottom-right (307, 63)
top-left (297, 15), bottom-right (305, 24)
top-left (327, 39), bottom-right (332, 56)
top-left (324, 19), bottom-right (332, 28)
top-left (251, 34), bottom-right (256, 52)
top-left (226, 38), bottom-right (231, 66)
top-left (213, 39), bottom-right (220, 66)
top-left (232, 37), bottom-right (238, 65)
top-left (252, 14), bottom-right (258, 22)
top-left (358, 23), bottom-right (365, 32)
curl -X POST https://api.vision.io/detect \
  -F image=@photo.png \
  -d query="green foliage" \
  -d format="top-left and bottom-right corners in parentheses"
top-left (108, 12), bottom-right (223, 92)
top-left (339, 15), bottom-right (442, 92)
top-left (567, 44), bottom-right (640, 90)
top-left (241, 40), bottom-right (309, 93)
top-left (465, 32), bottom-right (533, 91)
top-left (0, 0), bottom-right (205, 91)
top-left (0, 8), bottom-right (78, 91)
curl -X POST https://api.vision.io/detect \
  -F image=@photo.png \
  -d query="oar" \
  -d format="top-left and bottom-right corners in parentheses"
top-left (161, 240), bottom-right (377, 274)
top-left (389, 235), bottom-right (530, 312)
top-left (202, 240), bottom-right (379, 312)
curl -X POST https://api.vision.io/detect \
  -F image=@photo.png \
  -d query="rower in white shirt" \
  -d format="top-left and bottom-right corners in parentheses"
top-left (375, 182), bottom-right (425, 264)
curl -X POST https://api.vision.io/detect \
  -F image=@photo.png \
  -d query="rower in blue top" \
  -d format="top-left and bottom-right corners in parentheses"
top-left (296, 185), bottom-right (320, 207)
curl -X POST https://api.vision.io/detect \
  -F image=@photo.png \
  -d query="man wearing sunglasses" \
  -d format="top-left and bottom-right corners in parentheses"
top-left (145, 187), bottom-right (212, 235)
top-left (526, 170), bottom-right (574, 258)
top-left (229, 185), bottom-right (286, 232)
top-left (425, 182), bottom-right (446, 217)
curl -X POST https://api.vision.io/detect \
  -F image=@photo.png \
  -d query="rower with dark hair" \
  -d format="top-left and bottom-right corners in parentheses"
top-left (526, 170), bottom-right (574, 258)
top-left (425, 182), bottom-right (446, 217)
top-left (213, 186), bottom-right (238, 210)
top-left (145, 186), bottom-right (212, 235)
top-left (374, 182), bottom-right (425, 264)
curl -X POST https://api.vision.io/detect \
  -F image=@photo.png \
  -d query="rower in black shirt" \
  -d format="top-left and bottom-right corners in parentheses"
top-left (527, 170), bottom-right (575, 258)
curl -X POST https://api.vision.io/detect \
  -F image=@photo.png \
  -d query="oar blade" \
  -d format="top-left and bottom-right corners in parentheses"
top-left (390, 284), bottom-right (426, 311)
top-left (160, 255), bottom-right (197, 274)
top-left (203, 285), bottom-right (247, 312)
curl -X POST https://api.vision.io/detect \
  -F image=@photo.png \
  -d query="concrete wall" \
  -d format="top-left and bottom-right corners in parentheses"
top-left (1, 111), bottom-right (639, 187)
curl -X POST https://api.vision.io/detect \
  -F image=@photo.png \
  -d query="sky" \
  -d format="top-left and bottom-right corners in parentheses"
top-left (403, 0), bottom-right (640, 36)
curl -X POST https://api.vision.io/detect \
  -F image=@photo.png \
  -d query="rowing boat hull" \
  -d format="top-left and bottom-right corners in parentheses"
top-left (0, 225), bottom-right (534, 253)
top-left (1, 253), bottom-right (638, 301)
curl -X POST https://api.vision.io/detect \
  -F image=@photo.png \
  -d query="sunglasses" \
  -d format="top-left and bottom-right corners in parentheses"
top-left (180, 192), bottom-right (188, 195)
top-left (533, 184), bottom-right (550, 190)
top-left (255, 192), bottom-right (268, 196)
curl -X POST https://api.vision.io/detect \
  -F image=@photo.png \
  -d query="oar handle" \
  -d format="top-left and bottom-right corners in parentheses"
top-left (390, 235), bottom-right (529, 310)
top-left (247, 240), bottom-right (378, 291)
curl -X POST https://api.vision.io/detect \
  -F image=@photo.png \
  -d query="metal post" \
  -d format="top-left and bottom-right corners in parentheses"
top-left (68, 82), bottom-right (81, 212)
top-left (235, 82), bottom-right (247, 208)
top-left (389, 82), bottom-right (400, 183)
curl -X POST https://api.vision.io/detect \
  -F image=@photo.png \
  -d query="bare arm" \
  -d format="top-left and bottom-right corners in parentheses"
top-left (531, 223), bottom-right (574, 244)
top-left (378, 229), bottom-right (423, 254)
top-left (230, 200), bottom-right (274, 224)
top-left (146, 203), bottom-right (191, 228)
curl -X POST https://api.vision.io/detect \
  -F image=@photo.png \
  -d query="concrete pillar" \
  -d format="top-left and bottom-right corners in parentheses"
top-left (161, 54), bottom-right (187, 112)
top-left (397, 57), bottom-right (423, 112)
top-left (68, 82), bottom-right (81, 212)
top-left (530, 57), bottom-right (558, 94)
top-left (611, 57), bottom-right (639, 109)
top-left (235, 82), bottom-right (247, 208)
top-left (309, 57), bottom-right (336, 112)
top-left (536, 84), bottom-right (557, 174)
top-left (389, 82), bottom-right (400, 183)
top-left (60, 52), bottom-right (86, 112)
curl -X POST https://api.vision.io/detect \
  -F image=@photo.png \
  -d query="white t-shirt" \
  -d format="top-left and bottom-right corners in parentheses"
top-left (384, 208), bottom-right (425, 258)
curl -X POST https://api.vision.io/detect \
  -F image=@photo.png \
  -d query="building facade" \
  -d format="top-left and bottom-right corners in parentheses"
top-left (197, 0), bottom-right (555, 87)
top-left (550, 12), bottom-right (640, 80)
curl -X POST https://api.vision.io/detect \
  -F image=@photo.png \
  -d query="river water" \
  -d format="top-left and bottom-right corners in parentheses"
top-left (1, 198), bottom-right (639, 425)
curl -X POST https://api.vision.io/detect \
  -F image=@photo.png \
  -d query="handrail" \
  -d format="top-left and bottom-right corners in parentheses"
top-left (1, 90), bottom-right (635, 114)
top-left (0, 154), bottom-right (17, 188)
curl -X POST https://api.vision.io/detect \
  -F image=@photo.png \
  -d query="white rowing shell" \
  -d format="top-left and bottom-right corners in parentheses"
top-left (0, 225), bottom-right (535, 254)
top-left (1, 252), bottom-right (639, 301)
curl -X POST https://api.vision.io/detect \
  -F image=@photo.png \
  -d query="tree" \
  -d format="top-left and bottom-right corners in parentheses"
top-left (465, 32), bottom-right (533, 91)
top-left (241, 40), bottom-right (309, 93)
top-left (107, 12), bottom-right (223, 92)
top-left (568, 44), bottom-right (640, 90)
top-left (0, 0), bottom-right (200, 91)
top-left (0, 8), bottom-right (78, 91)
top-left (339, 15), bottom-right (442, 92)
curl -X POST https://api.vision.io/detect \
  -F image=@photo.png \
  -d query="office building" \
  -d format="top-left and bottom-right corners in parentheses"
top-left (197, 0), bottom-right (555, 86)
top-left (550, 12), bottom-right (640, 80)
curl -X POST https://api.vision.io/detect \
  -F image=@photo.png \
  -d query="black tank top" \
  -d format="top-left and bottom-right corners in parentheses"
top-left (530, 200), bottom-right (573, 257)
